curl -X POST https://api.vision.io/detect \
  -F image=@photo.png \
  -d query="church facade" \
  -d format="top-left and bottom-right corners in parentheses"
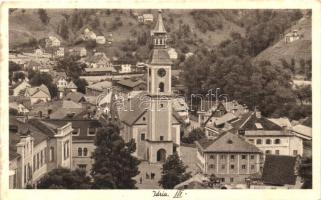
top-left (117, 10), bottom-right (182, 163)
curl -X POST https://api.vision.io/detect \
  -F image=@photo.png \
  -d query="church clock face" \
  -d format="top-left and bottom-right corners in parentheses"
top-left (157, 68), bottom-right (166, 77)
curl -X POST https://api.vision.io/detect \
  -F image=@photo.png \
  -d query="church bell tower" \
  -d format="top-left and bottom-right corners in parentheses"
top-left (146, 10), bottom-right (178, 163)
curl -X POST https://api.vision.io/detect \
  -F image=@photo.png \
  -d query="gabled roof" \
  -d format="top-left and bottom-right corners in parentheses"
top-left (86, 53), bottom-right (110, 63)
top-left (242, 113), bottom-right (282, 131)
top-left (117, 79), bottom-right (146, 89)
top-left (86, 80), bottom-right (112, 91)
top-left (262, 155), bottom-right (298, 185)
top-left (64, 92), bottom-right (86, 103)
top-left (25, 84), bottom-right (50, 97)
top-left (292, 124), bottom-right (312, 139)
top-left (11, 80), bottom-right (30, 90)
top-left (66, 81), bottom-right (77, 89)
top-left (153, 10), bottom-right (166, 33)
top-left (196, 132), bottom-right (261, 153)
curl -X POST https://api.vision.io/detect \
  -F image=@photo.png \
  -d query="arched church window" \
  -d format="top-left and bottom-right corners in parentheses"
top-left (159, 82), bottom-right (164, 92)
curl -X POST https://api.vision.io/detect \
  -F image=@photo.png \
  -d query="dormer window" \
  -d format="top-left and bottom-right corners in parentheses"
top-left (255, 123), bottom-right (263, 130)
top-left (227, 139), bottom-right (233, 144)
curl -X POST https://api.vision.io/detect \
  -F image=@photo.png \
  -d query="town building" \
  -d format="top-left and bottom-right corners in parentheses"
top-left (85, 52), bottom-right (112, 68)
top-left (96, 36), bottom-right (106, 44)
top-left (84, 28), bottom-right (97, 40)
top-left (45, 36), bottom-right (61, 47)
top-left (64, 92), bottom-right (87, 103)
top-left (55, 47), bottom-right (64, 57)
top-left (119, 64), bottom-right (132, 74)
top-left (10, 80), bottom-right (31, 96)
top-left (24, 84), bottom-right (51, 105)
top-left (43, 119), bottom-right (103, 175)
top-left (239, 111), bottom-right (305, 157)
top-left (114, 78), bottom-right (146, 96)
top-left (195, 132), bottom-right (263, 184)
top-left (86, 80), bottom-right (113, 96)
top-left (9, 117), bottom-right (72, 188)
top-left (285, 30), bottom-right (300, 43)
top-left (167, 48), bottom-right (178, 60)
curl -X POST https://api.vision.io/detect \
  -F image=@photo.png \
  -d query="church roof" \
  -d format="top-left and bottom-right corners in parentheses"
top-left (153, 10), bottom-right (166, 33)
top-left (150, 49), bottom-right (172, 65)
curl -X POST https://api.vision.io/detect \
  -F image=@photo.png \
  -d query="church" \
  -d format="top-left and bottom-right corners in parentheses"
top-left (117, 10), bottom-right (182, 163)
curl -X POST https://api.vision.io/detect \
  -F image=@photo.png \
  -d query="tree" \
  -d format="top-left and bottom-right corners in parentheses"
top-left (74, 78), bottom-right (88, 94)
top-left (181, 128), bottom-right (205, 144)
top-left (12, 72), bottom-right (25, 82)
top-left (29, 71), bottom-right (58, 98)
top-left (37, 9), bottom-right (50, 25)
top-left (91, 124), bottom-right (140, 189)
top-left (58, 19), bottom-right (69, 40)
top-left (55, 56), bottom-right (85, 80)
top-left (158, 153), bottom-right (191, 189)
top-left (37, 168), bottom-right (91, 189)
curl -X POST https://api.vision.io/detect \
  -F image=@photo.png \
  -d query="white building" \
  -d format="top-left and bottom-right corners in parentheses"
top-left (168, 48), bottom-right (178, 60)
top-left (119, 64), bottom-right (132, 74)
top-left (96, 36), bottom-right (106, 44)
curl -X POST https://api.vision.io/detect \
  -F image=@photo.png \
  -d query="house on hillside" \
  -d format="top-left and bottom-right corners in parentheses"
top-left (119, 64), bottom-right (132, 74)
top-left (24, 84), bottom-right (51, 105)
top-left (34, 49), bottom-right (43, 56)
top-left (45, 36), bottom-right (61, 48)
top-left (96, 36), bottom-right (106, 44)
top-left (285, 30), bottom-right (300, 43)
top-left (168, 48), bottom-right (178, 60)
top-left (86, 52), bottom-right (112, 68)
top-left (239, 111), bottom-right (305, 157)
top-left (10, 80), bottom-right (31, 96)
top-left (86, 80), bottom-right (113, 96)
top-left (84, 28), bottom-right (97, 40)
top-left (9, 117), bottom-right (72, 188)
top-left (142, 14), bottom-right (154, 24)
top-left (56, 47), bottom-right (64, 57)
top-left (70, 47), bottom-right (87, 57)
top-left (195, 132), bottom-right (263, 184)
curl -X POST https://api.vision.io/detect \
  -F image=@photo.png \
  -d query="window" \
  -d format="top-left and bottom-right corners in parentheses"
top-left (256, 139), bottom-right (262, 145)
top-left (142, 117), bottom-right (146, 121)
top-left (220, 155), bottom-right (226, 160)
top-left (33, 156), bottom-right (36, 172)
top-left (221, 178), bottom-right (225, 183)
top-left (50, 147), bottom-right (54, 162)
top-left (250, 155), bottom-right (255, 159)
top-left (160, 136), bottom-right (164, 141)
top-left (210, 155), bottom-right (214, 159)
top-left (242, 165), bottom-right (246, 169)
top-left (78, 164), bottom-right (87, 170)
top-left (160, 104), bottom-right (164, 108)
top-left (37, 153), bottom-right (39, 169)
top-left (293, 150), bottom-right (298, 156)
top-left (274, 139), bottom-right (281, 144)
top-left (242, 155), bottom-right (246, 160)
top-left (251, 165), bottom-right (255, 170)
top-left (210, 164), bottom-right (214, 169)
top-left (221, 164), bottom-right (225, 169)
top-left (88, 127), bottom-right (96, 135)
top-left (78, 148), bottom-right (82, 156)
top-left (230, 164), bottom-right (235, 169)
top-left (159, 82), bottom-right (164, 92)
top-left (230, 178), bottom-right (234, 183)
top-left (248, 139), bottom-right (254, 144)
top-left (84, 148), bottom-right (88, 156)
top-left (72, 128), bottom-right (79, 135)
top-left (265, 150), bottom-right (271, 154)
top-left (266, 139), bottom-right (271, 145)
top-left (230, 155), bottom-right (235, 160)
top-left (275, 150), bottom-right (280, 155)
top-left (141, 133), bottom-right (145, 141)
top-left (41, 150), bottom-right (43, 166)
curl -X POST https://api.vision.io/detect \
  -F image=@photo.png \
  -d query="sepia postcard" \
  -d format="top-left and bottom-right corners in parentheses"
top-left (0, 0), bottom-right (320, 200)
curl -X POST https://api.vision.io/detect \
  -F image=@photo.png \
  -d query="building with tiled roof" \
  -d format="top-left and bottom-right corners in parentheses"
top-left (9, 117), bottom-right (72, 189)
top-left (43, 119), bottom-right (103, 175)
top-left (86, 80), bottom-right (113, 96)
top-left (195, 132), bottom-right (263, 184)
top-left (239, 111), bottom-right (305, 157)
top-left (64, 91), bottom-right (86, 103)
top-left (115, 78), bottom-right (146, 96)
top-left (24, 84), bottom-right (51, 105)
top-left (85, 52), bottom-right (112, 69)
top-left (10, 80), bottom-right (31, 96)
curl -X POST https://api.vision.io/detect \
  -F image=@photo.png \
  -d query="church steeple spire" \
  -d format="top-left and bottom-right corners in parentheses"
top-left (153, 9), bottom-right (166, 34)
top-left (152, 9), bottom-right (167, 48)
